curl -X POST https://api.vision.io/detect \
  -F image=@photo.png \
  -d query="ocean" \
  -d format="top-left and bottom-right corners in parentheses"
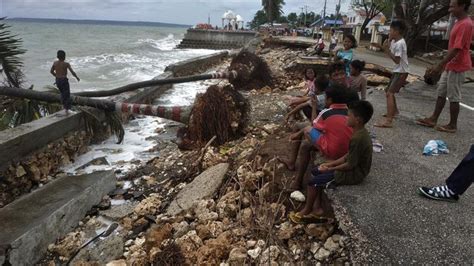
top-left (5, 19), bottom-right (222, 176)
top-left (7, 19), bottom-right (216, 102)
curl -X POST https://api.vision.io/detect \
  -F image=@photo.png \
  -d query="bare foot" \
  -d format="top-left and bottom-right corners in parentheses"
top-left (290, 179), bottom-right (302, 191)
top-left (277, 156), bottom-right (295, 171)
top-left (289, 132), bottom-right (301, 142)
top-left (435, 124), bottom-right (457, 133)
top-left (374, 120), bottom-right (393, 128)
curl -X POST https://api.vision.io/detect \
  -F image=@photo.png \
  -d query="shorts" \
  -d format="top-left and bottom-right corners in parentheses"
top-left (56, 77), bottom-right (71, 110)
top-left (436, 71), bottom-right (465, 102)
top-left (308, 166), bottom-right (335, 187)
top-left (307, 128), bottom-right (321, 145)
top-left (385, 72), bottom-right (408, 93)
top-left (329, 44), bottom-right (337, 51)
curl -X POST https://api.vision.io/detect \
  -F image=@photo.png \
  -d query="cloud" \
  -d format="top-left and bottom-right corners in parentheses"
top-left (1, 0), bottom-right (350, 25)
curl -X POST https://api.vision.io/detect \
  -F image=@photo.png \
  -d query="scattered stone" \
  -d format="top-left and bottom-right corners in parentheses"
top-left (310, 242), bottom-right (321, 254)
top-left (259, 245), bottom-right (280, 264)
top-left (305, 223), bottom-right (335, 241)
top-left (134, 193), bottom-right (161, 216)
top-left (324, 236), bottom-right (340, 253)
top-left (97, 196), bottom-right (111, 210)
top-left (100, 202), bottom-right (137, 221)
top-left (106, 259), bottom-right (127, 266)
top-left (173, 221), bottom-right (190, 238)
top-left (290, 191), bottom-right (306, 202)
top-left (246, 240), bottom-right (257, 248)
top-left (247, 247), bottom-right (261, 259)
top-left (314, 247), bottom-right (331, 261)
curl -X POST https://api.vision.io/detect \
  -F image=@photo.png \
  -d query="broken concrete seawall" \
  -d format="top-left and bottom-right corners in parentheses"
top-left (0, 51), bottom-right (230, 208)
top-left (177, 29), bottom-right (258, 50)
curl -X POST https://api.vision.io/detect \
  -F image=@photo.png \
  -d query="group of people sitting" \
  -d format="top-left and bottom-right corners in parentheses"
top-left (282, 34), bottom-right (373, 223)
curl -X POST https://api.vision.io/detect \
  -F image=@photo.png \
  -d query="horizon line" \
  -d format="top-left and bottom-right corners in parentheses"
top-left (7, 17), bottom-right (192, 27)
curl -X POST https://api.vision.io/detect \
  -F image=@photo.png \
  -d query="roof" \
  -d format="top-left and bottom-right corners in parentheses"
top-left (310, 19), bottom-right (344, 27)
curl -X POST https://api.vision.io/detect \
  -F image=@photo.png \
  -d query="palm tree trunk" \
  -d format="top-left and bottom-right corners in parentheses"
top-left (0, 86), bottom-right (193, 123)
top-left (74, 71), bottom-right (237, 97)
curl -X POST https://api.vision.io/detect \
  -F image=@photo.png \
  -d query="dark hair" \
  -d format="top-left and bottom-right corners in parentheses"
top-left (345, 89), bottom-right (360, 104)
top-left (348, 100), bottom-right (374, 124)
top-left (457, 0), bottom-right (472, 11)
top-left (315, 74), bottom-right (329, 91)
top-left (390, 20), bottom-right (407, 34)
top-left (350, 60), bottom-right (366, 72)
top-left (344, 34), bottom-right (357, 48)
top-left (328, 62), bottom-right (346, 76)
top-left (57, 50), bottom-right (66, 60)
top-left (304, 68), bottom-right (315, 80)
top-left (325, 83), bottom-right (347, 104)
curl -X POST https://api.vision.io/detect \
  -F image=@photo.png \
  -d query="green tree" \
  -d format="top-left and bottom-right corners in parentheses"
top-left (287, 12), bottom-right (298, 26)
top-left (351, 0), bottom-right (391, 32)
top-left (249, 10), bottom-right (268, 29)
top-left (0, 18), bottom-right (26, 88)
top-left (261, 0), bottom-right (286, 25)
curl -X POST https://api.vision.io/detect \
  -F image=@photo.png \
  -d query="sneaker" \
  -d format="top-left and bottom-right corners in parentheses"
top-left (417, 186), bottom-right (459, 202)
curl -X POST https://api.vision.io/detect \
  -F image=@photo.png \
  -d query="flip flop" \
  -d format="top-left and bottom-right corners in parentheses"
top-left (374, 122), bottom-right (393, 128)
top-left (416, 119), bottom-right (435, 128)
top-left (304, 214), bottom-right (334, 224)
top-left (288, 211), bottom-right (306, 224)
top-left (435, 125), bottom-right (457, 133)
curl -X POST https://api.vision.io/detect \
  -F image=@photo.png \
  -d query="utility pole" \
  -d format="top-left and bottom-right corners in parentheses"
top-left (336, 0), bottom-right (341, 21)
top-left (323, 0), bottom-right (327, 21)
top-left (304, 5), bottom-right (309, 27)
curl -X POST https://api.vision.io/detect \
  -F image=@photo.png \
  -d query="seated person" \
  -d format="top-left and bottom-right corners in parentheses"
top-left (350, 60), bottom-right (368, 100)
top-left (289, 100), bottom-right (374, 223)
top-left (287, 68), bottom-right (317, 108)
top-left (330, 61), bottom-right (360, 103)
top-left (285, 74), bottom-right (329, 123)
top-left (282, 83), bottom-right (354, 191)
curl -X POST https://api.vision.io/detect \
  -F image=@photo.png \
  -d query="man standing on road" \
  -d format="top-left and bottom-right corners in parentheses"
top-left (416, 0), bottom-right (473, 133)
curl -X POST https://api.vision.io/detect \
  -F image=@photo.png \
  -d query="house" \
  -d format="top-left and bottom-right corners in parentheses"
top-left (346, 8), bottom-right (386, 32)
top-left (310, 18), bottom-right (344, 28)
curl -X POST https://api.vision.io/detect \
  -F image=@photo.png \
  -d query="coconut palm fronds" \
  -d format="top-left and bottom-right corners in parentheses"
top-left (0, 17), bottom-right (26, 88)
top-left (0, 97), bottom-right (62, 130)
top-left (78, 107), bottom-right (125, 144)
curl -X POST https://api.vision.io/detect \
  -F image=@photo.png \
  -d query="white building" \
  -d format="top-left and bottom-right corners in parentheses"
top-left (346, 8), bottom-right (386, 32)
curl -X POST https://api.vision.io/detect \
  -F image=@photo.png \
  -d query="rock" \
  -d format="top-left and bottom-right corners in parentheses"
top-left (106, 259), bottom-right (127, 266)
top-left (262, 123), bottom-right (279, 134)
top-left (227, 247), bottom-right (247, 265)
top-left (277, 221), bottom-right (297, 240)
top-left (16, 165), bottom-right (27, 177)
top-left (48, 231), bottom-right (85, 258)
top-left (197, 211), bottom-right (219, 222)
top-left (145, 223), bottom-right (173, 251)
top-left (314, 247), bottom-right (330, 261)
top-left (310, 242), bottom-right (321, 254)
top-left (290, 191), bottom-right (306, 202)
top-left (166, 163), bottom-right (229, 216)
top-left (246, 240), bottom-right (257, 248)
top-left (260, 48), bottom-right (271, 54)
top-left (173, 221), bottom-right (190, 238)
top-left (100, 202), bottom-right (136, 221)
top-left (324, 237), bottom-right (340, 253)
top-left (73, 234), bottom-right (124, 264)
top-left (175, 230), bottom-right (203, 254)
top-left (97, 196), bottom-right (111, 210)
top-left (259, 246), bottom-right (280, 264)
top-left (238, 208), bottom-right (253, 227)
top-left (195, 231), bottom-right (232, 265)
top-left (134, 193), bottom-right (161, 216)
top-left (132, 217), bottom-right (150, 235)
top-left (247, 247), bottom-right (261, 259)
top-left (305, 223), bottom-right (335, 241)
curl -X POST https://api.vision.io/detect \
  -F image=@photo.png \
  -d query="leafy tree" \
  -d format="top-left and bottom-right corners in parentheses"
top-left (287, 12), bottom-right (298, 26)
top-left (351, 0), bottom-right (391, 32)
top-left (249, 10), bottom-right (268, 29)
top-left (392, 0), bottom-right (450, 57)
top-left (261, 0), bottom-right (286, 25)
top-left (0, 18), bottom-right (26, 88)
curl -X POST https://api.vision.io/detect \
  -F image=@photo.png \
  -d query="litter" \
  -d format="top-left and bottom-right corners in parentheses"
top-left (290, 191), bottom-right (306, 202)
top-left (423, 140), bottom-right (449, 156)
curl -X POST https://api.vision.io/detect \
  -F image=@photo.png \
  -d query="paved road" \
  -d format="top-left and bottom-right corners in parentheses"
top-left (275, 35), bottom-right (474, 263)
top-left (334, 67), bottom-right (474, 263)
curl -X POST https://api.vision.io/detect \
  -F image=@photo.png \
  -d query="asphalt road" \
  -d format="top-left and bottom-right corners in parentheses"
top-left (333, 73), bottom-right (474, 263)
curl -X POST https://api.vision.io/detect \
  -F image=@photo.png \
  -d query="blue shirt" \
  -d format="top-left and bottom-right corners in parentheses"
top-left (337, 49), bottom-right (354, 76)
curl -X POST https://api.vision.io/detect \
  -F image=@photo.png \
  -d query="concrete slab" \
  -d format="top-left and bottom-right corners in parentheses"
top-left (166, 163), bottom-right (229, 216)
top-left (0, 170), bottom-right (116, 265)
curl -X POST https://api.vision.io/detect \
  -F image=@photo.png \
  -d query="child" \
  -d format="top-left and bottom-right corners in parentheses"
top-left (289, 100), bottom-right (374, 223)
top-left (329, 29), bottom-right (338, 55)
top-left (50, 50), bottom-right (80, 115)
top-left (350, 60), bottom-right (368, 100)
top-left (374, 20), bottom-right (409, 128)
top-left (284, 84), bottom-right (354, 190)
top-left (285, 74), bottom-right (329, 123)
top-left (335, 34), bottom-right (357, 76)
top-left (288, 68), bottom-right (316, 108)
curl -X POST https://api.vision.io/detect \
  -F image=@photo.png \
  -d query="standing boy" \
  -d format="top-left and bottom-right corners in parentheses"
top-left (50, 50), bottom-right (80, 115)
top-left (416, 0), bottom-right (473, 133)
top-left (373, 20), bottom-right (409, 128)
top-left (289, 100), bottom-right (374, 223)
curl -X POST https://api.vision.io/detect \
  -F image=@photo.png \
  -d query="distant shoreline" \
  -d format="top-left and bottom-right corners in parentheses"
top-left (7, 17), bottom-right (191, 28)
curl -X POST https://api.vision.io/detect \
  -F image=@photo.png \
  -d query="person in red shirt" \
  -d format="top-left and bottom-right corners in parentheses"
top-left (416, 0), bottom-right (473, 133)
top-left (285, 84), bottom-right (353, 190)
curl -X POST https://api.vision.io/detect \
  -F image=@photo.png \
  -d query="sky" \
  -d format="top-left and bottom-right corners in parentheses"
top-left (0, 0), bottom-right (350, 26)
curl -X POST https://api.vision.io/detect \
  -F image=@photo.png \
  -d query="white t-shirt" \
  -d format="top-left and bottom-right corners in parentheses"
top-left (330, 36), bottom-right (337, 45)
top-left (390, 38), bottom-right (409, 73)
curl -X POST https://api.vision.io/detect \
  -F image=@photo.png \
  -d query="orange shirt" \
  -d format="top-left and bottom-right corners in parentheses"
top-left (445, 17), bottom-right (473, 72)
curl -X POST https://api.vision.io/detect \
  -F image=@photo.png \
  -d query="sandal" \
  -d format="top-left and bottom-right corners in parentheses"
top-left (435, 125), bottom-right (456, 133)
top-left (305, 214), bottom-right (334, 224)
top-left (416, 118), bottom-right (436, 128)
top-left (374, 122), bottom-right (393, 128)
top-left (288, 211), bottom-right (306, 224)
